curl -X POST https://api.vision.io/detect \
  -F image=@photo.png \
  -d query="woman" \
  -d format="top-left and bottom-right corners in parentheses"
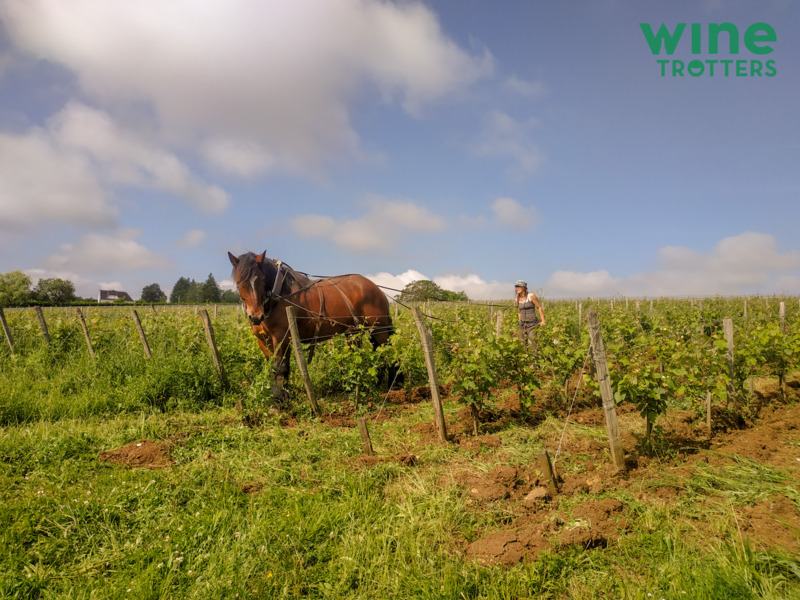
top-left (514, 280), bottom-right (545, 350)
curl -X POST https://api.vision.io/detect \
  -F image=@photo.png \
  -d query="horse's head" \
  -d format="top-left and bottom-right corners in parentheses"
top-left (228, 251), bottom-right (279, 326)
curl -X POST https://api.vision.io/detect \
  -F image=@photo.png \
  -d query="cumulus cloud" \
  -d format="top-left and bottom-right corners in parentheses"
top-left (366, 269), bottom-right (508, 301)
top-left (0, 102), bottom-right (230, 233)
top-left (544, 233), bottom-right (800, 298)
top-left (0, 130), bottom-right (117, 231)
top-left (472, 111), bottom-right (543, 178)
top-left (45, 229), bottom-right (171, 275)
top-left (50, 103), bottom-right (230, 212)
top-left (367, 269), bottom-right (429, 296)
top-left (490, 197), bottom-right (539, 230)
top-left (291, 196), bottom-right (446, 253)
top-left (1, 0), bottom-right (492, 178)
top-left (433, 273), bottom-right (509, 300)
top-left (175, 229), bottom-right (207, 249)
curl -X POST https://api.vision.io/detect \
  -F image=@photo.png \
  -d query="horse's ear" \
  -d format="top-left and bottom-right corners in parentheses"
top-left (255, 251), bottom-right (266, 265)
top-left (228, 252), bottom-right (239, 267)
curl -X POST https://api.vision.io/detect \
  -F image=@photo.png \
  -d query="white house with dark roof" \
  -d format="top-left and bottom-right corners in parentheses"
top-left (97, 290), bottom-right (134, 303)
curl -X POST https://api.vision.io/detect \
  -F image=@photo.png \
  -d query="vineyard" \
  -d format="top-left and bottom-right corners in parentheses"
top-left (1, 297), bottom-right (800, 599)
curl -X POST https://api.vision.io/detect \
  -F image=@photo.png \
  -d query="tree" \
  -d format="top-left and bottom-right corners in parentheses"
top-left (201, 273), bottom-right (222, 303)
top-left (170, 277), bottom-right (194, 303)
top-left (397, 280), bottom-right (468, 303)
top-left (221, 290), bottom-right (240, 303)
top-left (0, 271), bottom-right (33, 306)
top-left (34, 278), bottom-right (77, 306)
top-left (141, 283), bottom-right (167, 303)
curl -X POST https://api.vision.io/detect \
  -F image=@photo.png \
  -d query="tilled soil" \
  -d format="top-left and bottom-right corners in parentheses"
top-left (97, 380), bottom-right (800, 565)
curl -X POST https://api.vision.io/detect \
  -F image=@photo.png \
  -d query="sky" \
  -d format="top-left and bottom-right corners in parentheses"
top-left (1, 0), bottom-right (799, 301)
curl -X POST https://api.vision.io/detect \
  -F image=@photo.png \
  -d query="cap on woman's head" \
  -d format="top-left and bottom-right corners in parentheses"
top-left (515, 280), bottom-right (527, 288)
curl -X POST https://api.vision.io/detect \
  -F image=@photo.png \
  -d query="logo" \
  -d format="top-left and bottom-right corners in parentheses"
top-left (640, 22), bottom-right (776, 77)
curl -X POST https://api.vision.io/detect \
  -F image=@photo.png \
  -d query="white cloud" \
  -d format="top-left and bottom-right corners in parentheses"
top-left (175, 229), bottom-right (207, 249)
top-left (504, 75), bottom-right (547, 99)
top-left (291, 197), bottom-right (446, 253)
top-left (367, 269), bottom-right (429, 296)
top-left (45, 229), bottom-right (171, 275)
top-left (51, 103), bottom-right (229, 212)
top-left (1, 0), bottom-right (492, 177)
top-left (0, 102), bottom-right (230, 233)
top-left (366, 269), bottom-right (509, 301)
top-left (0, 130), bottom-right (117, 231)
top-left (544, 233), bottom-right (800, 298)
top-left (472, 111), bottom-right (543, 178)
top-left (201, 139), bottom-right (277, 178)
top-left (433, 273), bottom-right (509, 300)
top-left (491, 197), bottom-right (539, 230)
top-left (545, 270), bottom-right (620, 298)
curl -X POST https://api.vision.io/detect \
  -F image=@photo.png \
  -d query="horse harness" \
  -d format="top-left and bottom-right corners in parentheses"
top-left (259, 261), bottom-right (362, 338)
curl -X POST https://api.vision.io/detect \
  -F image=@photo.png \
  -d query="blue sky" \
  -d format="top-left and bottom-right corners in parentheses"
top-left (1, 0), bottom-right (798, 300)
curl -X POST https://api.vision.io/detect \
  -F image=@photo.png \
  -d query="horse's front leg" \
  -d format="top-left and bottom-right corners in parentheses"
top-left (252, 326), bottom-right (274, 358)
top-left (271, 340), bottom-right (291, 404)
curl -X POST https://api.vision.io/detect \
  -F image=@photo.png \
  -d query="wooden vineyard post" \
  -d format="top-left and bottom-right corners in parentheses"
top-left (495, 311), bottom-right (503, 339)
top-left (131, 309), bottom-right (152, 359)
top-left (412, 306), bottom-right (448, 443)
top-left (357, 417), bottom-right (374, 456)
top-left (537, 450), bottom-right (559, 495)
top-left (723, 318), bottom-right (735, 406)
top-left (286, 306), bottom-right (321, 417)
top-left (706, 391), bottom-right (713, 432)
top-left (34, 307), bottom-right (51, 344)
top-left (586, 308), bottom-right (625, 471)
top-left (199, 309), bottom-right (228, 389)
top-left (779, 302), bottom-right (787, 401)
top-left (0, 308), bottom-right (13, 353)
top-left (76, 308), bottom-right (95, 359)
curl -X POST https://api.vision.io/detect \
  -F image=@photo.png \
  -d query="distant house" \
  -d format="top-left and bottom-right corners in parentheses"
top-left (98, 290), bottom-right (134, 303)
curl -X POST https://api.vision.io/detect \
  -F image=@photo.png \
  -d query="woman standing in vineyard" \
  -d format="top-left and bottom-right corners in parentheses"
top-left (514, 280), bottom-right (545, 351)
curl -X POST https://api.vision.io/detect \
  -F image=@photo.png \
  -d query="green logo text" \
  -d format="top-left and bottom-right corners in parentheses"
top-left (640, 22), bottom-right (776, 77)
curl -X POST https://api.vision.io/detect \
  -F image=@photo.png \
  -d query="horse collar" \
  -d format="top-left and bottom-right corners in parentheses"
top-left (262, 260), bottom-right (286, 318)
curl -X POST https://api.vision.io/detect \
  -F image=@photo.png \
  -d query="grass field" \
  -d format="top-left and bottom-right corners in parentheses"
top-left (1, 301), bottom-right (799, 598)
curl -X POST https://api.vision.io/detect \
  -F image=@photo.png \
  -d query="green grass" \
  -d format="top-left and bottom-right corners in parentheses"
top-left (2, 407), bottom-right (799, 599)
top-left (2, 301), bottom-right (800, 598)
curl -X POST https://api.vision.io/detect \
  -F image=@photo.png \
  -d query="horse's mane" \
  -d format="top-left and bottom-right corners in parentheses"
top-left (231, 252), bottom-right (313, 295)
top-left (276, 259), bottom-right (313, 293)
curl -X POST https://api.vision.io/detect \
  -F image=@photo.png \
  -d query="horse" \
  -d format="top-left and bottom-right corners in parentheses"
top-left (228, 251), bottom-right (397, 403)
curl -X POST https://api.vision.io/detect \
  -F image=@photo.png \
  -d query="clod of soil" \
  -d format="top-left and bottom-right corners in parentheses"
top-left (737, 494), bottom-right (800, 553)
top-left (98, 440), bottom-right (173, 469)
top-left (466, 498), bottom-right (629, 566)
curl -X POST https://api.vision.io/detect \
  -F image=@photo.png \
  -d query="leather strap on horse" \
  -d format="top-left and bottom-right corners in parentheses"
top-left (329, 279), bottom-right (361, 326)
top-left (313, 286), bottom-right (324, 341)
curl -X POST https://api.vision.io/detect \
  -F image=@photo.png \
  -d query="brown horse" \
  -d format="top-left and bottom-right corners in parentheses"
top-left (228, 251), bottom-right (396, 402)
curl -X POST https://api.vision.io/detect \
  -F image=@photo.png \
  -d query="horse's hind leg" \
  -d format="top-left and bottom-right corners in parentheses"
top-left (372, 319), bottom-right (403, 390)
top-left (369, 317), bottom-right (394, 349)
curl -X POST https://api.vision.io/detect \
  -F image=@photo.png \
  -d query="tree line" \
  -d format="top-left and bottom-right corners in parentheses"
top-left (0, 271), bottom-right (239, 307)
top-left (1, 269), bottom-right (468, 307)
